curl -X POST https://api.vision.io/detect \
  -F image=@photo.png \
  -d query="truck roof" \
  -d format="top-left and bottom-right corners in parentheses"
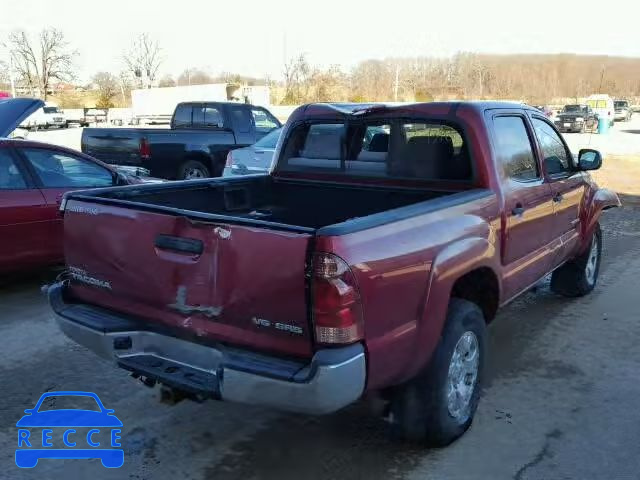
top-left (175, 101), bottom-right (255, 107)
top-left (295, 101), bottom-right (536, 118)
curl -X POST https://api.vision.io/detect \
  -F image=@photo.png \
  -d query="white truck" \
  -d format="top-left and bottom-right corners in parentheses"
top-left (19, 102), bottom-right (67, 130)
top-left (586, 94), bottom-right (615, 128)
top-left (130, 84), bottom-right (271, 125)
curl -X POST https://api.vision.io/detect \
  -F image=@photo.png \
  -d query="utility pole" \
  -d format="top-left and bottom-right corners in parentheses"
top-left (394, 64), bottom-right (399, 102)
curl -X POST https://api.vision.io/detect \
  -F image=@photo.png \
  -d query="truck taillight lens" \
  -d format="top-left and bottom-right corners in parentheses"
top-left (139, 137), bottom-right (151, 159)
top-left (312, 253), bottom-right (363, 345)
top-left (225, 150), bottom-right (233, 167)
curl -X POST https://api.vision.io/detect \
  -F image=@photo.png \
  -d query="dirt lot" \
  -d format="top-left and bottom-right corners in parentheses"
top-left (2, 200), bottom-right (640, 480)
top-left (2, 118), bottom-right (640, 479)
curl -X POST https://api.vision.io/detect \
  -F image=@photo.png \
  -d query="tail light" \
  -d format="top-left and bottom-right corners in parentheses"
top-left (311, 253), bottom-right (364, 345)
top-left (225, 150), bottom-right (233, 167)
top-left (139, 137), bottom-right (151, 160)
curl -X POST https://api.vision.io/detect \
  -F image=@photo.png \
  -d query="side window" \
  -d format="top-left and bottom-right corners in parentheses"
top-left (251, 108), bottom-right (279, 134)
top-left (202, 106), bottom-right (223, 127)
top-left (493, 116), bottom-right (539, 181)
top-left (173, 104), bottom-right (192, 128)
top-left (193, 105), bottom-right (223, 128)
top-left (0, 150), bottom-right (27, 189)
top-left (22, 149), bottom-right (114, 188)
top-left (230, 108), bottom-right (252, 134)
top-left (531, 118), bottom-right (571, 176)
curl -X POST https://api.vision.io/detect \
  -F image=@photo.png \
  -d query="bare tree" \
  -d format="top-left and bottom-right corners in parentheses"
top-left (92, 72), bottom-right (119, 108)
top-left (5, 28), bottom-right (76, 99)
top-left (123, 33), bottom-right (162, 89)
top-left (0, 60), bottom-right (10, 90)
top-left (177, 68), bottom-right (212, 86)
top-left (282, 53), bottom-right (313, 104)
top-left (158, 74), bottom-right (176, 87)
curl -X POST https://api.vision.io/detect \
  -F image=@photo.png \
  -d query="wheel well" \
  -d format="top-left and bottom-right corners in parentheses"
top-left (180, 153), bottom-right (212, 173)
top-left (182, 152), bottom-right (224, 177)
top-left (451, 267), bottom-right (499, 323)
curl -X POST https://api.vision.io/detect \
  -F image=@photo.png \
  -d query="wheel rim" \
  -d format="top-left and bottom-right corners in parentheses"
top-left (184, 168), bottom-right (206, 179)
top-left (585, 235), bottom-right (599, 285)
top-left (446, 331), bottom-right (479, 422)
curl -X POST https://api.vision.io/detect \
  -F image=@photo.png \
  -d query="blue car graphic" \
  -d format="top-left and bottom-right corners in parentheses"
top-left (16, 391), bottom-right (123, 468)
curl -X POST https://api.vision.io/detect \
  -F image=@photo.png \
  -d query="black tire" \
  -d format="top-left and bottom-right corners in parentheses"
top-left (551, 223), bottom-right (602, 297)
top-left (390, 298), bottom-right (486, 446)
top-left (179, 160), bottom-right (210, 180)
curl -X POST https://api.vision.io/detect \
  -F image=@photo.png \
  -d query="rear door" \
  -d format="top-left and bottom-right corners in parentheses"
top-left (63, 201), bottom-right (314, 358)
top-left (227, 105), bottom-right (256, 145)
top-left (17, 147), bottom-right (116, 262)
top-left (0, 147), bottom-right (49, 273)
top-left (491, 113), bottom-right (555, 299)
top-left (530, 116), bottom-right (585, 267)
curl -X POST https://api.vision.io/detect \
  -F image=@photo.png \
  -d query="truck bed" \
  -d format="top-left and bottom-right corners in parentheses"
top-left (61, 175), bottom-right (481, 359)
top-left (80, 175), bottom-right (458, 231)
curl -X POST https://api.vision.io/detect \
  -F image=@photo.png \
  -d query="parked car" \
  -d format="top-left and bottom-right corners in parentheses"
top-left (81, 102), bottom-right (282, 180)
top-left (19, 102), bottom-right (67, 130)
top-left (586, 94), bottom-right (615, 127)
top-left (0, 98), bottom-right (154, 275)
top-left (49, 101), bottom-right (619, 447)
top-left (224, 127), bottom-right (282, 176)
top-left (555, 104), bottom-right (598, 133)
top-left (614, 100), bottom-right (632, 122)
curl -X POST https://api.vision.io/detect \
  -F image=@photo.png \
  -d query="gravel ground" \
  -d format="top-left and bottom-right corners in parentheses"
top-left (1, 198), bottom-right (640, 479)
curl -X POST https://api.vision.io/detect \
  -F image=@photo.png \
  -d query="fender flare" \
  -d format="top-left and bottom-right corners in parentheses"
top-left (404, 235), bottom-right (499, 381)
top-left (583, 188), bottom-right (620, 247)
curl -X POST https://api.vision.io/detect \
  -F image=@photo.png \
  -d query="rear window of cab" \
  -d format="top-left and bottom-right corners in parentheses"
top-left (277, 120), bottom-right (472, 182)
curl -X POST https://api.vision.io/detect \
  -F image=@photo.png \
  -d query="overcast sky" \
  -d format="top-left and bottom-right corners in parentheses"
top-left (2, 0), bottom-right (639, 82)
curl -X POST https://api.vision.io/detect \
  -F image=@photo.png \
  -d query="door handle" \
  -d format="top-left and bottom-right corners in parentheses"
top-left (511, 204), bottom-right (525, 216)
top-left (154, 234), bottom-right (203, 255)
top-left (553, 193), bottom-right (564, 203)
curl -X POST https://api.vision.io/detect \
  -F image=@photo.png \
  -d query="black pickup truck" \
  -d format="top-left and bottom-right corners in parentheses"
top-left (81, 102), bottom-right (281, 179)
top-left (554, 104), bottom-right (597, 133)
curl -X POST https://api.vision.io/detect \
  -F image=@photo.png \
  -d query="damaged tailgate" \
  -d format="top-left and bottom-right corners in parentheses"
top-left (63, 199), bottom-right (314, 358)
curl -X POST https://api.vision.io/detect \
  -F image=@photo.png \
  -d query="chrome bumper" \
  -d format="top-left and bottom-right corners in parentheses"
top-left (49, 283), bottom-right (366, 415)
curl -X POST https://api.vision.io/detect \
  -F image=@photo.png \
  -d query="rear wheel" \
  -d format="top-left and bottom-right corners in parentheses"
top-left (390, 298), bottom-right (486, 446)
top-left (551, 223), bottom-right (602, 297)
top-left (179, 160), bottom-right (210, 180)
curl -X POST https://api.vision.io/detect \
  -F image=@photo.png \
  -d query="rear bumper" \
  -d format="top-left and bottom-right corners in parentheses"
top-left (48, 283), bottom-right (366, 415)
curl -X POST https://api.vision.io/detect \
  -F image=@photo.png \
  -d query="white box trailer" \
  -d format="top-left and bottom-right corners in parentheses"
top-left (130, 84), bottom-right (271, 125)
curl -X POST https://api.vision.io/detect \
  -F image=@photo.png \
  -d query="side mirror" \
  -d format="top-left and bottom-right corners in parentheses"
top-left (578, 149), bottom-right (602, 171)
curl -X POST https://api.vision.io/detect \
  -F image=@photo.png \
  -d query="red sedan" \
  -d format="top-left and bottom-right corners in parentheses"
top-left (0, 98), bottom-right (147, 275)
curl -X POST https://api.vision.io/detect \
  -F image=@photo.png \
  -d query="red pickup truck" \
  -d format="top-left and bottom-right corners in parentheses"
top-left (49, 102), bottom-right (619, 446)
